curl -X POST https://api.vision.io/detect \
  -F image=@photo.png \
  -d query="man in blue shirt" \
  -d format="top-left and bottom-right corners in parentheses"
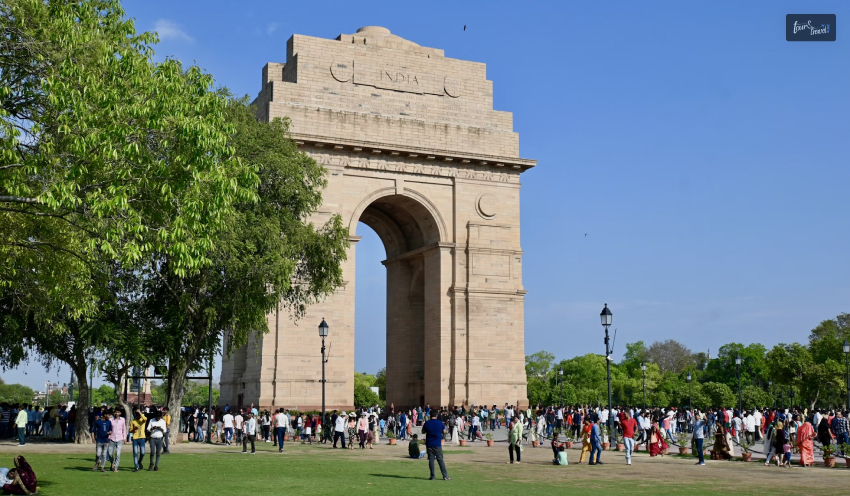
top-left (421, 411), bottom-right (450, 481)
top-left (589, 419), bottom-right (603, 465)
top-left (90, 412), bottom-right (112, 472)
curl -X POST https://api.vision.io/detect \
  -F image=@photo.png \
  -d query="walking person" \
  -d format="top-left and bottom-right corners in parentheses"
top-left (108, 408), bottom-right (127, 472)
top-left (222, 410), bottom-right (234, 446)
top-left (589, 418), bottom-right (603, 465)
top-left (242, 412), bottom-right (257, 454)
top-left (621, 411), bottom-right (638, 465)
top-left (357, 412), bottom-right (368, 449)
top-left (332, 411), bottom-right (346, 448)
top-left (508, 415), bottom-right (523, 464)
top-left (130, 409), bottom-right (147, 472)
top-left (421, 411), bottom-right (450, 480)
top-left (347, 413), bottom-right (357, 450)
top-left (146, 411), bottom-right (167, 471)
top-left (91, 411), bottom-right (112, 472)
top-left (273, 408), bottom-right (289, 452)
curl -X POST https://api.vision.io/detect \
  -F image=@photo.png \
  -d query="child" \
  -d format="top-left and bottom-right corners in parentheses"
top-left (781, 441), bottom-right (792, 468)
top-left (551, 434), bottom-right (567, 465)
top-left (408, 434), bottom-right (426, 459)
top-left (379, 417), bottom-right (386, 437)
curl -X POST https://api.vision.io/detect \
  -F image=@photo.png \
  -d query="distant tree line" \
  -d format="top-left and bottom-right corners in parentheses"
top-left (526, 312), bottom-right (850, 410)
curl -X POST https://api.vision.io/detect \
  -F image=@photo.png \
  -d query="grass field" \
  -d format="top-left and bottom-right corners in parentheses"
top-left (5, 439), bottom-right (848, 495)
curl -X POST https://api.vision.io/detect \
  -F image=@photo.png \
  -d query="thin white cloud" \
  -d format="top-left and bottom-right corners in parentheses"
top-left (154, 19), bottom-right (194, 42)
top-left (267, 23), bottom-right (279, 35)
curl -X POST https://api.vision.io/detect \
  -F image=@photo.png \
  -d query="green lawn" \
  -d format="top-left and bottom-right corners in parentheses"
top-left (10, 442), bottom-right (844, 495)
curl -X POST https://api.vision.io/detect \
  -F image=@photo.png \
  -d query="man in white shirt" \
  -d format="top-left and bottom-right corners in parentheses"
top-left (753, 410), bottom-right (763, 441)
top-left (234, 411), bottom-right (244, 443)
top-left (242, 412), bottom-right (258, 454)
top-left (744, 412), bottom-right (756, 444)
top-left (333, 411), bottom-right (346, 448)
top-left (273, 408), bottom-right (290, 452)
top-left (222, 412), bottom-right (234, 445)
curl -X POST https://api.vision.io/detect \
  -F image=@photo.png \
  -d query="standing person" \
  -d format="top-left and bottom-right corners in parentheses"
top-left (222, 410), bottom-right (234, 446)
top-left (14, 405), bottom-right (27, 446)
top-left (130, 409), bottom-right (147, 472)
top-left (108, 409), bottom-right (127, 472)
top-left (234, 410), bottom-right (244, 444)
top-left (833, 411), bottom-right (849, 455)
top-left (648, 423), bottom-right (668, 457)
top-left (261, 411), bottom-right (271, 443)
top-left (796, 415), bottom-right (815, 466)
top-left (357, 413), bottom-right (368, 449)
top-left (273, 408), bottom-right (289, 452)
top-left (693, 411), bottom-right (706, 466)
top-left (196, 408), bottom-right (206, 443)
top-left (621, 411), bottom-right (638, 465)
top-left (242, 412), bottom-right (257, 454)
top-left (146, 411), bottom-right (167, 471)
top-left (347, 413), bottom-right (357, 451)
top-left (579, 419), bottom-right (592, 464)
top-left (161, 407), bottom-right (171, 454)
top-left (91, 412), bottom-right (112, 472)
top-left (508, 415), bottom-right (523, 464)
top-left (421, 411), bottom-right (450, 481)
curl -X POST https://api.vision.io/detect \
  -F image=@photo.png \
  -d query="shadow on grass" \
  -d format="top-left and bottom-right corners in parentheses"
top-left (369, 473), bottom-right (426, 480)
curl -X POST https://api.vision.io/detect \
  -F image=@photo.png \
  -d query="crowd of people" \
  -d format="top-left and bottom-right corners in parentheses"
top-left (0, 403), bottom-right (78, 445)
top-left (3, 399), bottom-right (849, 486)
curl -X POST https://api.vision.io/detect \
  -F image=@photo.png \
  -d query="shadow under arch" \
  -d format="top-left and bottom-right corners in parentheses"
top-left (350, 187), bottom-right (450, 408)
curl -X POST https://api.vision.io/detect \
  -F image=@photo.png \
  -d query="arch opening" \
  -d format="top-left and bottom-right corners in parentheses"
top-left (354, 193), bottom-right (442, 408)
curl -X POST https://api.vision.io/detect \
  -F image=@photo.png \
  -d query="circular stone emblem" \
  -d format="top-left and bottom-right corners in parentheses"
top-left (330, 60), bottom-right (353, 82)
top-left (444, 77), bottom-right (463, 98)
top-left (476, 193), bottom-right (497, 219)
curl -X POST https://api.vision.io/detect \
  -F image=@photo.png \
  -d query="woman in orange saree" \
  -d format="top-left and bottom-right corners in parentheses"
top-left (796, 417), bottom-right (815, 467)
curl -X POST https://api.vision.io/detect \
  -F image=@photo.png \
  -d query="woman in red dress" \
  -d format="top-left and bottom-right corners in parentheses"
top-left (649, 423), bottom-right (668, 457)
top-left (2, 456), bottom-right (36, 495)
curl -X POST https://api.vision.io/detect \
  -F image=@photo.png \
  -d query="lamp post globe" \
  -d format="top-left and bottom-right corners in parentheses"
top-left (318, 318), bottom-right (329, 430)
top-left (600, 304), bottom-right (613, 434)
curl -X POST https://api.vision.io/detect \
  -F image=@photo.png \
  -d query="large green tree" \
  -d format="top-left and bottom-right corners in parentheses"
top-left (1, 0), bottom-right (256, 322)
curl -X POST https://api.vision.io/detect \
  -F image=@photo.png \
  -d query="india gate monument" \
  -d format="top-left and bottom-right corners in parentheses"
top-left (220, 26), bottom-right (534, 410)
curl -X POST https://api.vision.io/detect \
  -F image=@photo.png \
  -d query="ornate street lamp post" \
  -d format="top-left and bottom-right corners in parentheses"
top-left (768, 380), bottom-right (774, 408)
top-left (844, 339), bottom-right (850, 410)
top-left (600, 304), bottom-right (613, 434)
top-left (319, 318), bottom-right (329, 426)
top-left (687, 371), bottom-right (692, 412)
top-left (735, 355), bottom-right (742, 413)
top-left (558, 368), bottom-right (563, 406)
top-left (641, 362), bottom-right (647, 410)
top-left (789, 386), bottom-right (794, 411)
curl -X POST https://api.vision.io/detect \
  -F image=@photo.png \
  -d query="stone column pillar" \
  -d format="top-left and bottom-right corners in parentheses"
top-left (423, 244), bottom-right (454, 407)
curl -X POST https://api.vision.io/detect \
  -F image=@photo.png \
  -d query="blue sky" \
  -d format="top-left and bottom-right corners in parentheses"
top-left (4, 1), bottom-right (849, 388)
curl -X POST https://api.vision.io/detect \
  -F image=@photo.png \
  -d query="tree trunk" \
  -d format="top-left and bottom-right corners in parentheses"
top-left (109, 374), bottom-right (134, 434)
top-left (71, 361), bottom-right (92, 444)
top-left (165, 360), bottom-right (191, 446)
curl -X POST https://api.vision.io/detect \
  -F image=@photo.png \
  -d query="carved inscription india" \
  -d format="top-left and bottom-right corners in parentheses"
top-left (331, 60), bottom-right (463, 98)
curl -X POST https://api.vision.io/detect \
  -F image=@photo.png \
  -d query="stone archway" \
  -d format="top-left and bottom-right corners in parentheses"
top-left (220, 25), bottom-right (534, 410)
